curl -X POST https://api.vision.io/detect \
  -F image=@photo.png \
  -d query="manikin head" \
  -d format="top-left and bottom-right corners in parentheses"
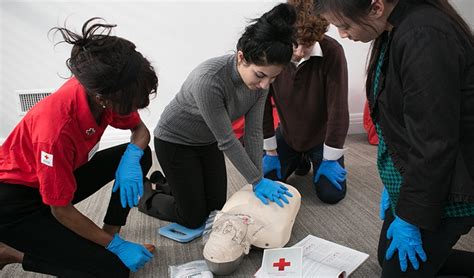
top-left (203, 183), bottom-right (301, 275)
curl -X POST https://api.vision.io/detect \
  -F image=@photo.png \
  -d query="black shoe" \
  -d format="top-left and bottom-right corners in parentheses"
top-left (149, 170), bottom-right (172, 195)
top-left (150, 170), bottom-right (167, 185)
top-left (294, 155), bottom-right (311, 176)
top-left (139, 175), bottom-right (173, 214)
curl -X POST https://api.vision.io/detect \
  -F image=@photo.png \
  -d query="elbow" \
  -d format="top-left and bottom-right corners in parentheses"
top-left (217, 137), bottom-right (238, 151)
top-left (50, 204), bottom-right (72, 222)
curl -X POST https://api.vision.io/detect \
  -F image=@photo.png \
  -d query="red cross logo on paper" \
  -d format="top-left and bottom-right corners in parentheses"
top-left (273, 258), bottom-right (291, 271)
top-left (86, 128), bottom-right (96, 136)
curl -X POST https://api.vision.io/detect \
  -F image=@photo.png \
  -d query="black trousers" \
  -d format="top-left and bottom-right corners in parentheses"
top-left (378, 208), bottom-right (474, 277)
top-left (265, 127), bottom-right (347, 204)
top-left (140, 138), bottom-right (227, 229)
top-left (0, 144), bottom-right (152, 277)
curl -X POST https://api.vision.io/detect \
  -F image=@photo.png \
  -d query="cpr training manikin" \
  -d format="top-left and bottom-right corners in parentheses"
top-left (203, 182), bottom-right (301, 275)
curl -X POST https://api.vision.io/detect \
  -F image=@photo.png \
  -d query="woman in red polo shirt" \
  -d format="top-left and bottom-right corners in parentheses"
top-left (0, 18), bottom-right (158, 277)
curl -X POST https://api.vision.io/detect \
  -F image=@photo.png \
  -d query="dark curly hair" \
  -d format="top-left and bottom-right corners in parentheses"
top-left (289, 0), bottom-right (329, 46)
top-left (49, 17), bottom-right (158, 115)
top-left (236, 3), bottom-right (297, 66)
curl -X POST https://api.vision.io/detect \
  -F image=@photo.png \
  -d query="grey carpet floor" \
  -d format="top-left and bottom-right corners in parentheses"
top-left (1, 134), bottom-right (473, 277)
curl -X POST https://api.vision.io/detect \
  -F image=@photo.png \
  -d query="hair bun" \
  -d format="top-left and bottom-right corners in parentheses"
top-left (261, 3), bottom-right (296, 45)
top-left (236, 3), bottom-right (296, 66)
top-left (265, 3), bottom-right (297, 27)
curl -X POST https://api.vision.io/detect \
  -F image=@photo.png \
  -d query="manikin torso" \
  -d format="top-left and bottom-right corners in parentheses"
top-left (203, 182), bottom-right (301, 274)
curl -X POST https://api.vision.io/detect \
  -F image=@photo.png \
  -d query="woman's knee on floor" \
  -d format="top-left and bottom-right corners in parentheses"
top-left (180, 210), bottom-right (208, 229)
top-left (314, 176), bottom-right (346, 204)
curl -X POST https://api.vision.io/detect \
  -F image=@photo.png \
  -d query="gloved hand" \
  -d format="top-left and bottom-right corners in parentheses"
top-left (314, 160), bottom-right (346, 191)
top-left (106, 234), bottom-right (153, 272)
top-left (254, 178), bottom-right (293, 207)
top-left (386, 216), bottom-right (427, 272)
top-left (114, 143), bottom-right (144, 208)
top-left (263, 153), bottom-right (282, 179)
top-left (380, 187), bottom-right (390, 220)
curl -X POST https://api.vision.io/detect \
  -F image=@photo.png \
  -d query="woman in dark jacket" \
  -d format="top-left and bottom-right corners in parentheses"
top-left (316, 0), bottom-right (474, 276)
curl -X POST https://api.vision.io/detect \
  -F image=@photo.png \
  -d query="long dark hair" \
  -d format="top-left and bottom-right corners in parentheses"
top-left (237, 3), bottom-right (297, 66)
top-left (49, 17), bottom-right (158, 115)
top-left (314, 0), bottom-right (473, 95)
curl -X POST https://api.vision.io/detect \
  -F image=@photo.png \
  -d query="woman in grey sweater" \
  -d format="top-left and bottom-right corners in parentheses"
top-left (140, 4), bottom-right (296, 229)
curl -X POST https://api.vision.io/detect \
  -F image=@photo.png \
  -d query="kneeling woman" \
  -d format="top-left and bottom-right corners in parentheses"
top-left (142, 4), bottom-right (296, 229)
top-left (0, 18), bottom-right (158, 276)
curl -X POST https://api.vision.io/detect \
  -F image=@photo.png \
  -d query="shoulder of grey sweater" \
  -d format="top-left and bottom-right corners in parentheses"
top-left (189, 54), bottom-right (234, 79)
top-left (184, 55), bottom-right (234, 94)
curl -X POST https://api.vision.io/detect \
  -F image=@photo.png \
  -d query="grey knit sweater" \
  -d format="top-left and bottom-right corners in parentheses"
top-left (154, 54), bottom-right (267, 184)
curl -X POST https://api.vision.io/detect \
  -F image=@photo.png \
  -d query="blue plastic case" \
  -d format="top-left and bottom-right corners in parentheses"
top-left (158, 222), bottom-right (205, 243)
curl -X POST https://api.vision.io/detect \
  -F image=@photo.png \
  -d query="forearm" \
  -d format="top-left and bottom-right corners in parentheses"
top-left (244, 93), bottom-right (268, 172)
top-left (130, 120), bottom-right (150, 150)
top-left (325, 88), bottom-right (349, 148)
top-left (51, 203), bottom-right (113, 247)
top-left (325, 45), bottom-right (349, 148)
top-left (225, 138), bottom-right (262, 184)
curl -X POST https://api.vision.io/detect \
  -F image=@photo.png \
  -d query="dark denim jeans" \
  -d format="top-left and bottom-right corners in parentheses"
top-left (265, 127), bottom-right (346, 204)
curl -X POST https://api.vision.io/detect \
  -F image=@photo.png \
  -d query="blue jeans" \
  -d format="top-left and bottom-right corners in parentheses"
top-left (265, 127), bottom-right (347, 204)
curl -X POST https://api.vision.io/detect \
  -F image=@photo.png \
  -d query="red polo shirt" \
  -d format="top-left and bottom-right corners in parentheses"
top-left (0, 78), bottom-right (140, 206)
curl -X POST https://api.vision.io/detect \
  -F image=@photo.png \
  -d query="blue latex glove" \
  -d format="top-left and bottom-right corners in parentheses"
top-left (254, 178), bottom-right (293, 207)
top-left (314, 160), bottom-right (346, 191)
top-left (114, 143), bottom-right (144, 208)
top-left (106, 234), bottom-right (153, 272)
top-left (386, 216), bottom-right (427, 272)
top-left (380, 187), bottom-right (390, 220)
top-left (263, 154), bottom-right (282, 179)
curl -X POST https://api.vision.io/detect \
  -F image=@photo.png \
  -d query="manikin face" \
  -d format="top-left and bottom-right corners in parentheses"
top-left (292, 44), bottom-right (315, 63)
top-left (236, 51), bottom-right (284, 91)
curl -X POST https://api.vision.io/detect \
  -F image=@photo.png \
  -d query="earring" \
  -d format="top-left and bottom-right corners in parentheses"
top-left (95, 95), bottom-right (106, 109)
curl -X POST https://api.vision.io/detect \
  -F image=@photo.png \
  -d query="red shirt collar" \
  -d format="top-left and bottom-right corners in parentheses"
top-left (73, 78), bottom-right (110, 140)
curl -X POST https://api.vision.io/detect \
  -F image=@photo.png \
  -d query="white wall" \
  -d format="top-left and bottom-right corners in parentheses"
top-left (1, 0), bottom-right (472, 147)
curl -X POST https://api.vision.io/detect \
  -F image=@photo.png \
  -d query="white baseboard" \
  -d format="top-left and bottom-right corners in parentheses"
top-left (0, 113), bottom-right (365, 148)
top-left (348, 113), bottom-right (364, 135)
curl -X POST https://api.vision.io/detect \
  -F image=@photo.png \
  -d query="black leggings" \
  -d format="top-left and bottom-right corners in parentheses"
top-left (140, 138), bottom-right (227, 229)
top-left (378, 208), bottom-right (474, 277)
top-left (0, 144), bottom-right (152, 278)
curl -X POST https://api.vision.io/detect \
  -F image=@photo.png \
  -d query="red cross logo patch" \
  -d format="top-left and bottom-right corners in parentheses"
top-left (86, 128), bottom-right (96, 136)
top-left (40, 151), bottom-right (53, 167)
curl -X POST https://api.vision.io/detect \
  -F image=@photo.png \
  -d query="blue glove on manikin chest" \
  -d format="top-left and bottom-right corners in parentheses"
top-left (380, 187), bottom-right (391, 220)
top-left (262, 154), bottom-right (282, 179)
top-left (254, 178), bottom-right (293, 207)
top-left (386, 216), bottom-right (427, 272)
top-left (114, 143), bottom-right (144, 208)
top-left (314, 160), bottom-right (346, 191)
top-left (107, 234), bottom-right (153, 272)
